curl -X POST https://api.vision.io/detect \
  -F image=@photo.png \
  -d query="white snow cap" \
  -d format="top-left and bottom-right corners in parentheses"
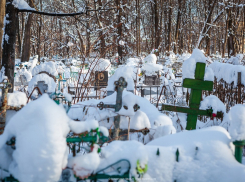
top-left (209, 61), bottom-right (245, 86)
top-left (200, 95), bottom-right (226, 113)
top-left (90, 58), bottom-right (111, 71)
top-left (28, 73), bottom-right (57, 95)
top-left (141, 54), bottom-right (163, 76)
top-left (0, 94), bottom-right (70, 182)
top-left (143, 54), bottom-right (157, 64)
top-left (12, 0), bottom-right (35, 10)
top-left (182, 48), bottom-right (214, 81)
top-left (7, 91), bottom-right (27, 107)
top-left (69, 118), bottom-right (99, 134)
top-left (130, 110), bottom-right (151, 130)
top-left (32, 61), bottom-right (58, 77)
top-left (68, 144), bottom-right (100, 179)
top-left (228, 105), bottom-right (245, 141)
top-left (107, 66), bottom-right (134, 91)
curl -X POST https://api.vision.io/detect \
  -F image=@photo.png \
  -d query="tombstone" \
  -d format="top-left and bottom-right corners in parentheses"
top-left (141, 75), bottom-right (160, 96)
top-left (35, 81), bottom-right (48, 95)
top-left (144, 75), bottom-right (160, 86)
top-left (15, 75), bottom-right (28, 86)
top-left (94, 71), bottom-right (108, 90)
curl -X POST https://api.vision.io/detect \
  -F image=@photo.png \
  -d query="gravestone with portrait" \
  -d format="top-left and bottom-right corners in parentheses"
top-left (144, 75), bottom-right (160, 85)
top-left (94, 71), bottom-right (108, 90)
top-left (143, 75), bottom-right (160, 95)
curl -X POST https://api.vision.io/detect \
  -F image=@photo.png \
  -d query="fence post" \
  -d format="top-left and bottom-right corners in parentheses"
top-left (233, 140), bottom-right (245, 163)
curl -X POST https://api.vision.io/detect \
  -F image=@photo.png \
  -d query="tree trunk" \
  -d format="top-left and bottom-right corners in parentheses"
top-left (21, 12), bottom-right (33, 62)
top-left (154, 0), bottom-right (159, 53)
top-left (136, 0), bottom-right (141, 56)
top-left (0, 0), bottom-right (6, 64)
top-left (167, 0), bottom-right (172, 52)
top-left (2, 0), bottom-right (17, 92)
top-left (94, 0), bottom-right (106, 57)
top-left (21, 0), bottom-right (34, 62)
top-left (116, 0), bottom-right (123, 64)
top-left (173, 0), bottom-right (181, 54)
top-left (227, 7), bottom-right (235, 57)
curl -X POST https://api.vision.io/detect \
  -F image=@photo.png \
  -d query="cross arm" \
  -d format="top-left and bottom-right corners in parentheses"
top-left (183, 78), bottom-right (213, 91)
top-left (161, 104), bottom-right (223, 117)
top-left (97, 102), bottom-right (116, 110)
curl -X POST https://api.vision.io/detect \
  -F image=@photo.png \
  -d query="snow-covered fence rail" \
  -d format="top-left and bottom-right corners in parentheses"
top-left (204, 73), bottom-right (245, 112)
top-left (68, 85), bottom-right (107, 102)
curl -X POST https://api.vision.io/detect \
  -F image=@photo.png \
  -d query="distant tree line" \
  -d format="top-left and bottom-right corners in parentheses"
top-left (0, 0), bottom-right (244, 65)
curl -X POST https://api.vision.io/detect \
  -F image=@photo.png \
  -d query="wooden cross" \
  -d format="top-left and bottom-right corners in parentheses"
top-left (162, 62), bottom-right (221, 130)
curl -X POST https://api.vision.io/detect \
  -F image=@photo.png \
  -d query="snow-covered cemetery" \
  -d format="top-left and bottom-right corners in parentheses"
top-left (0, 0), bottom-right (245, 181)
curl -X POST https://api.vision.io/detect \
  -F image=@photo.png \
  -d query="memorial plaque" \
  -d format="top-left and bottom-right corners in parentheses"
top-left (144, 75), bottom-right (160, 85)
top-left (94, 71), bottom-right (108, 90)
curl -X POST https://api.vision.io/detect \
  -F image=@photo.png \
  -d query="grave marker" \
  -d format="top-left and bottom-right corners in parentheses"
top-left (97, 77), bottom-right (141, 140)
top-left (94, 71), bottom-right (108, 90)
top-left (161, 62), bottom-right (222, 130)
top-left (35, 81), bottom-right (48, 95)
top-left (144, 75), bottom-right (160, 85)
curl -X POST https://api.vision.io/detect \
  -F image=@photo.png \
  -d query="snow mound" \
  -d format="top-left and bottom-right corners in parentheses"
top-left (147, 126), bottom-right (245, 182)
top-left (141, 63), bottom-right (163, 76)
top-left (209, 61), bottom-right (245, 86)
top-left (15, 68), bottom-right (32, 82)
top-left (7, 91), bottom-right (27, 107)
top-left (0, 94), bottom-right (70, 182)
top-left (90, 58), bottom-right (111, 71)
top-left (32, 61), bottom-right (58, 77)
top-left (126, 58), bottom-right (140, 66)
top-left (227, 105), bottom-right (245, 141)
top-left (143, 54), bottom-right (157, 64)
top-left (28, 73), bottom-right (56, 95)
top-left (69, 118), bottom-right (99, 134)
top-left (182, 49), bottom-right (214, 81)
top-left (98, 141), bottom-right (148, 177)
top-left (107, 66), bottom-right (134, 91)
top-left (130, 110), bottom-right (151, 130)
top-left (68, 145), bottom-right (100, 179)
top-left (200, 95), bottom-right (226, 113)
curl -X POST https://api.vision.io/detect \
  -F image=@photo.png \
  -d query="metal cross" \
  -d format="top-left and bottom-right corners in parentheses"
top-left (97, 77), bottom-right (140, 139)
top-left (36, 81), bottom-right (48, 95)
top-left (162, 62), bottom-right (222, 130)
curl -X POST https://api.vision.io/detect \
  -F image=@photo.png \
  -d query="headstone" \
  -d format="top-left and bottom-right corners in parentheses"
top-left (15, 75), bottom-right (28, 86)
top-left (35, 81), bottom-right (48, 94)
top-left (144, 75), bottom-right (160, 85)
top-left (94, 71), bottom-right (108, 90)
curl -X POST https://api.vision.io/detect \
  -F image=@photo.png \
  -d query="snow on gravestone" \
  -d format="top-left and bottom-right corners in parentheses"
top-left (0, 94), bottom-right (70, 182)
top-left (227, 105), bottom-right (245, 141)
top-left (106, 66), bottom-right (135, 96)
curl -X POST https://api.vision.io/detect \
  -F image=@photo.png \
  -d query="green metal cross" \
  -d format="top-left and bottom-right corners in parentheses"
top-left (162, 62), bottom-right (219, 130)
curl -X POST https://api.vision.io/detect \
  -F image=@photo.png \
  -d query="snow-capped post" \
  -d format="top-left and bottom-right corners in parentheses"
top-left (0, 79), bottom-right (12, 134)
top-left (228, 105), bottom-right (245, 163)
top-left (97, 77), bottom-right (127, 140)
top-left (1, 0), bottom-right (18, 93)
top-left (233, 140), bottom-right (245, 163)
top-left (161, 62), bottom-right (221, 130)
